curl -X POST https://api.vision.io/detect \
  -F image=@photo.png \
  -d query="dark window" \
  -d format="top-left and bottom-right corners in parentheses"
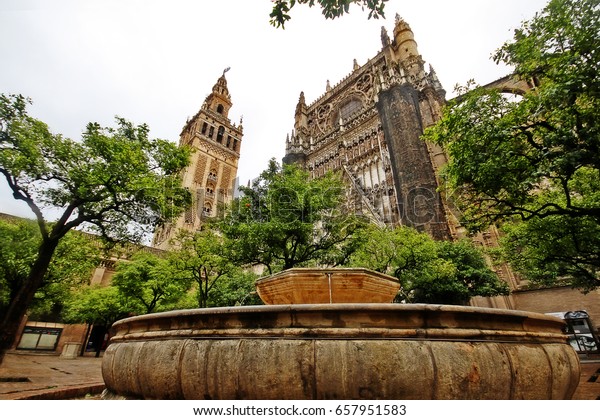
top-left (201, 122), bottom-right (208, 134)
top-left (216, 104), bottom-right (224, 114)
top-left (203, 202), bottom-right (212, 216)
top-left (217, 126), bottom-right (225, 143)
top-left (208, 126), bottom-right (214, 139)
top-left (233, 139), bottom-right (239, 152)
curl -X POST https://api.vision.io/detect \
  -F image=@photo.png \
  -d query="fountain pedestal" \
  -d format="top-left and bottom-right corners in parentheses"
top-left (101, 268), bottom-right (580, 399)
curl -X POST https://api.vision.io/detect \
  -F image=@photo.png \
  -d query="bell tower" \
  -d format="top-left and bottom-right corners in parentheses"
top-left (153, 69), bottom-right (243, 249)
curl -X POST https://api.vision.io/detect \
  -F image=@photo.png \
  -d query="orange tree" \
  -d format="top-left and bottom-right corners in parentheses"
top-left (0, 94), bottom-right (191, 364)
top-left (424, 0), bottom-right (600, 291)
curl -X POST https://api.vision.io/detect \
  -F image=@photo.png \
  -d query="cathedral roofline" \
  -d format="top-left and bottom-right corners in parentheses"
top-left (305, 50), bottom-right (386, 110)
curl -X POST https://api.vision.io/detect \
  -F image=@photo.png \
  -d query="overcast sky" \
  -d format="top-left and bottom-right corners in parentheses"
top-left (0, 0), bottom-right (549, 219)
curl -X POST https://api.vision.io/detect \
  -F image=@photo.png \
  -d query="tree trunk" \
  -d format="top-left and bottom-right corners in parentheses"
top-left (0, 239), bottom-right (58, 365)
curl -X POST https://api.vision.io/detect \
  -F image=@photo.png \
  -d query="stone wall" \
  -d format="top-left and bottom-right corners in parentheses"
top-left (376, 84), bottom-right (450, 240)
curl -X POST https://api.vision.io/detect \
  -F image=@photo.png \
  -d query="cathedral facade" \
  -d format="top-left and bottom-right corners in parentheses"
top-left (282, 15), bottom-right (527, 309)
top-left (152, 71), bottom-right (243, 250)
top-left (283, 14), bottom-right (455, 241)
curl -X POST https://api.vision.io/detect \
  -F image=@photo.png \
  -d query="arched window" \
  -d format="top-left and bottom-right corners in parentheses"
top-left (201, 122), bottom-right (208, 135)
top-left (206, 183), bottom-right (215, 197)
top-left (336, 98), bottom-right (363, 125)
top-left (216, 104), bottom-right (224, 114)
top-left (208, 126), bottom-right (214, 139)
top-left (203, 202), bottom-right (213, 216)
top-left (217, 126), bottom-right (225, 143)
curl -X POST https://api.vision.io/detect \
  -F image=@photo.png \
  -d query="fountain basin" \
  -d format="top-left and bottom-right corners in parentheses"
top-left (255, 267), bottom-right (400, 304)
top-left (101, 303), bottom-right (580, 399)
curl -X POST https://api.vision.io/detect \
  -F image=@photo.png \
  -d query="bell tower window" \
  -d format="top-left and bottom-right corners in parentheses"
top-left (217, 104), bottom-right (224, 114)
top-left (203, 202), bottom-right (213, 217)
top-left (217, 126), bottom-right (225, 143)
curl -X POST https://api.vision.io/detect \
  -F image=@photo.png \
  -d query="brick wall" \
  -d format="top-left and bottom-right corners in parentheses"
top-left (513, 287), bottom-right (600, 333)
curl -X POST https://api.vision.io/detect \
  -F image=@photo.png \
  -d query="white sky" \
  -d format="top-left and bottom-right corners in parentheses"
top-left (0, 0), bottom-right (548, 219)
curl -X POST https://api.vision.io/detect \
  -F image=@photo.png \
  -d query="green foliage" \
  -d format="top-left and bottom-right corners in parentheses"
top-left (350, 225), bottom-right (509, 304)
top-left (0, 219), bottom-right (39, 310)
top-left (168, 229), bottom-right (238, 308)
top-left (431, 240), bottom-right (509, 302)
top-left (500, 215), bottom-right (600, 292)
top-left (0, 93), bottom-right (191, 360)
top-left (269, 0), bottom-right (386, 28)
top-left (111, 251), bottom-right (191, 314)
top-left (28, 230), bottom-right (102, 320)
top-left (0, 94), bottom-right (192, 244)
top-left (349, 224), bottom-right (437, 277)
top-left (207, 271), bottom-right (262, 308)
top-left (0, 218), bottom-right (101, 320)
top-left (62, 286), bottom-right (133, 327)
top-left (423, 0), bottom-right (600, 290)
top-left (218, 159), bottom-right (367, 274)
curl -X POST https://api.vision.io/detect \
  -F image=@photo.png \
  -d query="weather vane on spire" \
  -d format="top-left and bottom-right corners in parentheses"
top-left (223, 67), bottom-right (231, 76)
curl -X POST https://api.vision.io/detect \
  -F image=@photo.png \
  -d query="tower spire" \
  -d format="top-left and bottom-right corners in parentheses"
top-left (203, 71), bottom-right (233, 117)
top-left (391, 13), bottom-right (425, 79)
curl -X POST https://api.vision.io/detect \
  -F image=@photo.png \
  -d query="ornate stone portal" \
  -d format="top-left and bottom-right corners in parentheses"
top-left (101, 268), bottom-right (580, 399)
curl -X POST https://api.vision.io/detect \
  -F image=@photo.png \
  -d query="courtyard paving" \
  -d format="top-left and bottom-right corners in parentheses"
top-left (0, 351), bottom-right (598, 400)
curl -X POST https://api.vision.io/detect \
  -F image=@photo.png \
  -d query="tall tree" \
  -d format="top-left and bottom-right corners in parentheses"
top-left (0, 94), bottom-right (191, 363)
top-left (423, 0), bottom-right (600, 290)
top-left (269, 0), bottom-right (386, 28)
top-left (218, 159), bottom-right (367, 274)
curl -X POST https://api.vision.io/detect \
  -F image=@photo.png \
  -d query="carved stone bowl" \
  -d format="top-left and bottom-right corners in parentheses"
top-left (101, 303), bottom-right (580, 399)
top-left (255, 267), bottom-right (400, 305)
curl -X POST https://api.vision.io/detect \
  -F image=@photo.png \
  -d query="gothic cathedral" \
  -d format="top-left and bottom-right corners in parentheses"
top-left (283, 14), bottom-right (455, 241)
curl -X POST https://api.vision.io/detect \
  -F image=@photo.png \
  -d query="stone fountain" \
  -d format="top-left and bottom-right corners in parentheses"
top-left (101, 267), bottom-right (580, 399)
